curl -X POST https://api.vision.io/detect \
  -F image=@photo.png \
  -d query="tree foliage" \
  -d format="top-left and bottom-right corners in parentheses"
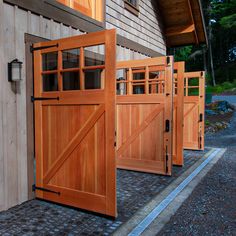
top-left (172, 0), bottom-right (236, 85)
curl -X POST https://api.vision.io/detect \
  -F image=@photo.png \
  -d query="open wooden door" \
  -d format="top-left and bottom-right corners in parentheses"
top-left (33, 29), bottom-right (117, 217)
top-left (183, 71), bottom-right (205, 150)
top-left (116, 57), bottom-right (173, 175)
top-left (173, 62), bottom-right (185, 166)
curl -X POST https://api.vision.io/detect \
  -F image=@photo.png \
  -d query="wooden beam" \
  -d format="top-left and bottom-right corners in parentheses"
top-left (187, 0), bottom-right (199, 44)
top-left (166, 24), bottom-right (195, 37)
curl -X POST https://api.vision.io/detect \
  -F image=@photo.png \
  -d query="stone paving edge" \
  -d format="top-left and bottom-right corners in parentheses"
top-left (113, 148), bottom-right (226, 236)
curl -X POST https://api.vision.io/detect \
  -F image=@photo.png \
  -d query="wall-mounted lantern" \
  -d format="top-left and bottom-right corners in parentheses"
top-left (8, 59), bottom-right (23, 82)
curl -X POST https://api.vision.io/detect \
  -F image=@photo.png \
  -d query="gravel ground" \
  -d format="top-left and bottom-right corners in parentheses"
top-left (212, 95), bottom-right (236, 105)
top-left (158, 112), bottom-right (236, 236)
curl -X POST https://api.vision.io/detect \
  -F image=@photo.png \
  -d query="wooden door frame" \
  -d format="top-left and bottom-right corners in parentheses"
top-left (25, 33), bottom-right (49, 200)
top-left (183, 71), bottom-right (205, 150)
top-left (173, 62), bottom-right (185, 166)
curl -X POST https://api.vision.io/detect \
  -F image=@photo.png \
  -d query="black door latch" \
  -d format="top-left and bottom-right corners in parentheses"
top-left (165, 120), bottom-right (170, 132)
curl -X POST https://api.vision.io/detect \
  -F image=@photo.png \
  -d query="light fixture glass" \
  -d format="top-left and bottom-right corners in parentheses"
top-left (8, 59), bottom-right (23, 82)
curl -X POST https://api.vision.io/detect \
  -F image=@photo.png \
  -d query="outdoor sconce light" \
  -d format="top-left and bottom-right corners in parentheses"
top-left (8, 59), bottom-right (23, 82)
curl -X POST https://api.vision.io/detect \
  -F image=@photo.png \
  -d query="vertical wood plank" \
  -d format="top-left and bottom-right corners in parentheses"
top-left (60, 23), bottom-right (70, 38)
top-left (105, 29), bottom-right (117, 216)
top-left (29, 12), bottom-right (40, 36)
top-left (15, 6), bottom-right (28, 204)
top-left (50, 20), bottom-right (61, 40)
top-left (39, 15), bottom-right (51, 39)
top-left (173, 62), bottom-right (185, 166)
top-left (164, 56), bottom-right (173, 175)
top-left (199, 72), bottom-right (205, 150)
top-left (3, 3), bottom-right (18, 209)
top-left (0, 0), bottom-right (5, 211)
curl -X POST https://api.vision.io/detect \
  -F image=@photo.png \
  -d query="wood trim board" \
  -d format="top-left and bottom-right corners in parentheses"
top-left (25, 33), bottom-right (49, 200)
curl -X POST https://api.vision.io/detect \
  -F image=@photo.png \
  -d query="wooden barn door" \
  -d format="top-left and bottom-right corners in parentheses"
top-left (116, 57), bottom-right (173, 175)
top-left (33, 29), bottom-right (117, 217)
top-left (183, 71), bottom-right (205, 150)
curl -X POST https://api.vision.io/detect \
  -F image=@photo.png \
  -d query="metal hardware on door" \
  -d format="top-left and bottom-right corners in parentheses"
top-left (199, 113), bottom-right (203, 122)
top-left (32, 184), bottom-right (60, 195)
top-left (30, 43), bottom-right (59, 52)
top-left (165, 120), bottom-right (170, 132)
top-left (31, 96), bottom-right (59, 102)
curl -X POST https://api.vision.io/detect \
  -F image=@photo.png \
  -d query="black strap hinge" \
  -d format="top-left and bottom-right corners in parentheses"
top-left (31, 96), bottom-right (59, 102)
top-left (166, 145), bottom-right (169, 173)
top-left (30, 43), bottom-right (59, 53)
top-left (32, 184), bottom-right (60, 195)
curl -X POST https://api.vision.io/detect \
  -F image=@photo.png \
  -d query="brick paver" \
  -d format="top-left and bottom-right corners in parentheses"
top-left (0, 150), bottom-right (208, 236)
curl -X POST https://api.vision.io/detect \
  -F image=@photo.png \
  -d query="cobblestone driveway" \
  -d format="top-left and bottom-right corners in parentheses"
top-left (0, 150), bottom-right (208, 236)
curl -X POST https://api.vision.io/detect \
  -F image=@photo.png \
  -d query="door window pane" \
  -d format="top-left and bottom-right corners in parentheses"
top-left (63, 72), bottom-right (80, 90)
top-left (84, 69), bottom-right (102, 89)
top-left (133, 85), bottom-right (145, 94)
top-left (133, 72), bottom-right (145, 80)
top-left (43, 74), bottom-right (58, 91)
top-left (42, 52), bottom-right (58, 71)
top-left (132, 68), bottom-right (145, 80)
top-left (116, 69), bottom-right (128, 95)
top-left (62, 49), bottom-right (80, 69)
top-left (84, 45), bottom-right (105, 66)
top-left (188, 88), bottom-right (199, 96)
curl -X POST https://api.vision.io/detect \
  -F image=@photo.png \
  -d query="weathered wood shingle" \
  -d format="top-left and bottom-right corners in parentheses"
top-left (106, 0), bottom-right (166, 55)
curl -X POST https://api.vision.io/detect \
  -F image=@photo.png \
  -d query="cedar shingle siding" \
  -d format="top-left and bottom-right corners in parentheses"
top-left (106, 0), bottom-right (166, 55)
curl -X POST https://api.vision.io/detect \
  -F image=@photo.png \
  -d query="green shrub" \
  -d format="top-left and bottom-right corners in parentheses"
top-left (222, 81), bottom-right (233, 90)
top-left (206, 82), bottom-right (236, 95)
